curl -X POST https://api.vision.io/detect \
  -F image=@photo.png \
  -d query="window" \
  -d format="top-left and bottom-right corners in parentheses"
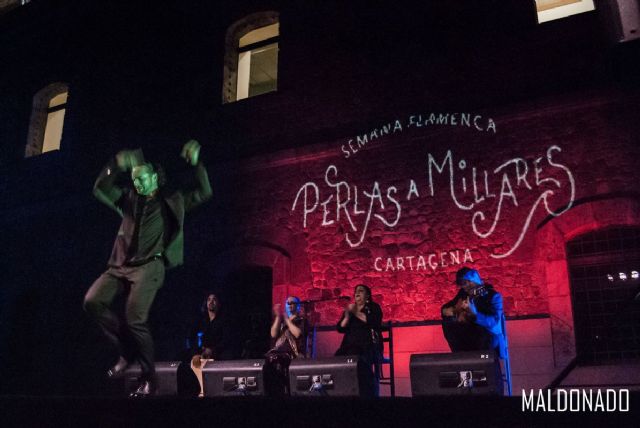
top-left (567, 227), bottom-right (640, 364)
top-left (237, 23), bottom-right (279, 100)
top-left (535, 0), bottom-right (595, 23)
top-left (222, 12), bottom-right (279, 103)
top-left (42, 91), bottom-right (68, 153)
top-left (25, 83), bottom-right (69, 157)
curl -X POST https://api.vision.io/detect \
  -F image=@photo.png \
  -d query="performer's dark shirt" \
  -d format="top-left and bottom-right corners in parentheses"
top-left (127, 193), bottom-right (168, 264)
top-left (335, 302), bottom-right (383, 356)
top-left (192, 312), bottom-right (229, 360)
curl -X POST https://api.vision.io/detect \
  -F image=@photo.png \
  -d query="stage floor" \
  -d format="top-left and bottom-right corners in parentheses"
top-left (1, 394), bottom-right (639, 428)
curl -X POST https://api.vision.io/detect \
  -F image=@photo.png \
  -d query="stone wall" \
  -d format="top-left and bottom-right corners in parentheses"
top-left (203, 89), bottom-right (640, 384)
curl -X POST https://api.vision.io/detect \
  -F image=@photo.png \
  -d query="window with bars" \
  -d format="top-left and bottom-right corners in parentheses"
top-left (567, 227), bottom-right (640, 364)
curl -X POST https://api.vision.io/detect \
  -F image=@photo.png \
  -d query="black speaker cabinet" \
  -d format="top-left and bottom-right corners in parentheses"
top-left (202, 359), bottom-right (265, 397)
top-left (288, 356), bottom-right (360, 397)
top-left (410, 351), bottom-right (502, 396)
top-left (123, 361), bottom-right (180, 396)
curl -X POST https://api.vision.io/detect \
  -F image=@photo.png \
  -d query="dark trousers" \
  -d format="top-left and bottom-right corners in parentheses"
top-left (358, 348), bottom-right (380, 398)
top-left (264, 352), bottom-right (293, 396)
top-left (441, 320), bottom-right (493, 353)
top-left (83, 259), bottom-right (165, 380)
top-left (335, 346), bottom-right (381, 398)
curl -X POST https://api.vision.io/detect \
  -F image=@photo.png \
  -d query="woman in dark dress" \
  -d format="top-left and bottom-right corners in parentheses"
top-left (335, 284), bottom-right (383, 397)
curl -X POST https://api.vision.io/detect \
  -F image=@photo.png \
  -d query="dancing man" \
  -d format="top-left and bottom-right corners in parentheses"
top-left (83, 140), bottom-right (212, 397)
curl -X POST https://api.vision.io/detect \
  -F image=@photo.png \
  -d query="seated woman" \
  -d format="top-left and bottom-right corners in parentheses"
top-left (335, 284), bottom-right (383, 398)
top-left (264, 296), bottom-right (308, 396)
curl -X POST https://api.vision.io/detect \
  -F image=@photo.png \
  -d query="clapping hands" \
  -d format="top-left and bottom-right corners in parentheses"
top-left (273, 303), bottom-right (282, 318)
top-left (346, 303), bottom-right (357, 316)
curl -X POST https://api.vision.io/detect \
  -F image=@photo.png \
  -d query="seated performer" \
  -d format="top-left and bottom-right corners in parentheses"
top-left (264, 296), bottom-right (308, 396)
top-left (335, 284), bottom-right (383, 398)
top-left (441, 267), bottom-right (506, 359)
top-left (190, 293), bottom-right (229, 362)
top-left (179, 292), bottom-right (229, 397)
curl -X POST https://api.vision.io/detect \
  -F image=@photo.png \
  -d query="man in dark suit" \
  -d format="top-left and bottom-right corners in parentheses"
top-left (83, 140), bottom-right (212, 397)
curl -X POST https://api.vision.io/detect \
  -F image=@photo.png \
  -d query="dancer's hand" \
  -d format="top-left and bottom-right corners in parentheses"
top-left (115, 149), bottom-right (144, 171)
top-left (180, 140), bottom-right (201, 166)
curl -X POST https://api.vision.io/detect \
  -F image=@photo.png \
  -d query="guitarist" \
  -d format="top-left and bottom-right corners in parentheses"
top-left (441, 267), bottom-right (506, 360)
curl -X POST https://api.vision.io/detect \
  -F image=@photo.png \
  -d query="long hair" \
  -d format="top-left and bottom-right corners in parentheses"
top-left (355, 284), bottom-right (372, 302)
top-left (200, 292), bottom-right (218, 314)
top-left (150, 162), bottom-right (166, 187)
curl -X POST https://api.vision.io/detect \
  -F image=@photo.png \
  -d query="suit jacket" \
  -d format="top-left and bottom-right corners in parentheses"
top-left (93, 157), bottom-right (212, 269)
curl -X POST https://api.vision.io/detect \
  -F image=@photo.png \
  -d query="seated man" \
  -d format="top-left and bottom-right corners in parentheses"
top-left (191, 293), bottom-right (229, 363)
top-left (179, 292), bottom-right (229, 397)
top-left (441, 267), bottom-right (506, 360)
top-left (264, 296), bottom-right (308, 396)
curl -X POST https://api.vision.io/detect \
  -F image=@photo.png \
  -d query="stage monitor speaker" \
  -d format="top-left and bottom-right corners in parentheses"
top-left (288, 356), bottom-right (360, 397)
top-left (410, 351), bottom-right (502, 396)
top-left (202, 359), bottom-right (265, 397)
top-left (599, 0), bottom-right (640, 42)
top-left (123, 361), bottom-right (180, 396)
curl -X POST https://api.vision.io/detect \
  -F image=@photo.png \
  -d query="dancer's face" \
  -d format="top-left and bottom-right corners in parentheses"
top-left (131, 165), bottom-right (158, 196)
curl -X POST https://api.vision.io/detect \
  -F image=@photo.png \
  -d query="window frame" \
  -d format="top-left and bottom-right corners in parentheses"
top-left (222, 11), bottom-right (280, 104)
top-left (25, 82), bottom-right (69, 157)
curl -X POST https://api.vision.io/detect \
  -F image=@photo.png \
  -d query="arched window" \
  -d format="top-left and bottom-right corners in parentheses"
top-left (25, 82), bottom-right (69, 157)
top-left (566, 227), bottom-right (640, 364)
top-left (222, 11), bottom-right (279, 103)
